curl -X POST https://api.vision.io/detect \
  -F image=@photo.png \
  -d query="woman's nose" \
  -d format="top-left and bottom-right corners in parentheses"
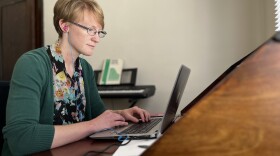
top-left (91, 34), bottom-right (100, 43)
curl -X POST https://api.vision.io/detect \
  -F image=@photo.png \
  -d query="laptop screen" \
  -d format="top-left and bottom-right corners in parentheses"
top-left (160, 65), bottom-right (191, 134)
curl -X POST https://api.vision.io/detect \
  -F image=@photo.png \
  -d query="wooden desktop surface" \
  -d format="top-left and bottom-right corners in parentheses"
top-left (143, 36), bottom-right (280, 155)
top-left (33, 138), bottom-right (119, 156)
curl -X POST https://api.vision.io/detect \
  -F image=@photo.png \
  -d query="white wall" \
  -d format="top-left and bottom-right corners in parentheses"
top-left (44, 0), bottom-right (275, 114)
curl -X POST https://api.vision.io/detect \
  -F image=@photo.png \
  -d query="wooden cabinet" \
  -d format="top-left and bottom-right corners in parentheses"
top-left (0, 0), bottom-right (43, 80)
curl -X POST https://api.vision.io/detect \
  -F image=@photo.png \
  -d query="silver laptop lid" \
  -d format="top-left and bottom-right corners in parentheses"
top-left (160, 65), bottom-right (191, 134)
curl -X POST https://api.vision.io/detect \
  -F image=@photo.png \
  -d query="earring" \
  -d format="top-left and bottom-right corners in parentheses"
top-left (55, 39), bottom-right (62, 54)
top-left (63, 26), bottom-right (68, 32)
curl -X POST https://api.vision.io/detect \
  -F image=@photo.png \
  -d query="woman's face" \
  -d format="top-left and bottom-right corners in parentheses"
top-left (67, 10), bottom-right (103, 57)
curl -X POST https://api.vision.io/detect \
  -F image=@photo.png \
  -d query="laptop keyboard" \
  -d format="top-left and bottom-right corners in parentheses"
top-left (121, 118), bottom-right (162, 134)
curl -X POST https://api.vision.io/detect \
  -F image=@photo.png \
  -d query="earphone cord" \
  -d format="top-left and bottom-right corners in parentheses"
top-left (67, 32), bottom-right (75, 74)
top-left (67, 32), bottom-right (79, 115)
top-left (67, 33), bottom-right (131, 156)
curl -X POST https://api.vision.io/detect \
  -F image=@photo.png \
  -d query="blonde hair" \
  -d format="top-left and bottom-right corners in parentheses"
top-left (53, 0), bottom-right (104, 38)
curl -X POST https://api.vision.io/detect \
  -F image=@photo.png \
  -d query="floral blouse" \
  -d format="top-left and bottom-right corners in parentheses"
top-left (47, 45), bottom-right (86, 125)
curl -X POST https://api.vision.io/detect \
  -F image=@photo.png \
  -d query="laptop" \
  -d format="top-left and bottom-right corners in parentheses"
top-left (89, 65), bottom-right (191, 140)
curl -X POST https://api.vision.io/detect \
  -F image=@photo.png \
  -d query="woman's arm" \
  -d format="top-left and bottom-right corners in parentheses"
top-left (51, 110), bottom-right (128, 148)
top-left (3, 51), bottom-right (55, 155)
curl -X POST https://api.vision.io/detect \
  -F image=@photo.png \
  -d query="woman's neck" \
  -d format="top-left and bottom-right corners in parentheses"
top-left (59, 37), bottom-right (79, 77)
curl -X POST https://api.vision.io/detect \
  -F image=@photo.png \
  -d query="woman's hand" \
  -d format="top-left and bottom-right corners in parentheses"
top-left (90, 110), bottom-right (128, 132)
top-left (117, 106), bottom-right (151, 123)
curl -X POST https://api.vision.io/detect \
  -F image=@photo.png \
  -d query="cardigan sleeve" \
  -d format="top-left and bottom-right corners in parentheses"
top-left (2, 50), bottom-right (54, 155)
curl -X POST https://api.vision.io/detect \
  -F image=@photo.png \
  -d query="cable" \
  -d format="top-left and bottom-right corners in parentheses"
top-left (84, 128), bottom-right (131, 156)
top-left (83, 138), bottom-right (131, 156)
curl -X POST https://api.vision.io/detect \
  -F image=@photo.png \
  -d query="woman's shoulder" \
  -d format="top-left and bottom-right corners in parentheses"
top-left (19, 47), bottom-right (50, 62)
top-left (23, 47), bottom-right (48, 58)
top-left (15, 47), bottom-right (50, 70)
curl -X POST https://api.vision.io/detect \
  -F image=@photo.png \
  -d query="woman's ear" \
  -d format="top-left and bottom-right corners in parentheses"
top-left (59, 19), bottom-right (69, 32)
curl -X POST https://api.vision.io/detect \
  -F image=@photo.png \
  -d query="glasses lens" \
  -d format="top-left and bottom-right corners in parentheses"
top-left (87, 27), bottom-right (106, 38)
top-left (98, 31), bottom-right (107, 38)
top-left (87, 28), bottom-right (97, 36)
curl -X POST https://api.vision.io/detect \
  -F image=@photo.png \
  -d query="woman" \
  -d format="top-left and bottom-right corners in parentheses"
top-left (2, 0), bottom-right (150, 155)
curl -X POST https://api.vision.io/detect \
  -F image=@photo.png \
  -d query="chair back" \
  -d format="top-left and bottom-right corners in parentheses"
top-left (0, 81), bottom-right (10, 151)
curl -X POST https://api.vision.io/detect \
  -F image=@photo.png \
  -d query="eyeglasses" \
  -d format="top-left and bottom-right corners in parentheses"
top-left (69, 21), bottom-right (107, 38)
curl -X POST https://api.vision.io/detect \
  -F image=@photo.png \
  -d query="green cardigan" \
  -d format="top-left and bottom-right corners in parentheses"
top-left (2, 47), bottom-right (106, 156)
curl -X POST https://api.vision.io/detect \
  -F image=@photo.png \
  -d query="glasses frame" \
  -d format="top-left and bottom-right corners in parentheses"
top-left (69, 21), bottom-right (107, 38)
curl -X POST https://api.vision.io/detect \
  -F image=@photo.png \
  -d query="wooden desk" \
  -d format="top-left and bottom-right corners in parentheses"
top-left (33, 138), bottom-right (119, 156)
top-left (143, 34), bottom-right (280, 155)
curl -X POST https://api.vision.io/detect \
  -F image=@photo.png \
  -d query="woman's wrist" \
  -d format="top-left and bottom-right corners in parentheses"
top-left (87, 119), bottom-right (101, 134)
top-left (113, 109), bottom-right (123, 115)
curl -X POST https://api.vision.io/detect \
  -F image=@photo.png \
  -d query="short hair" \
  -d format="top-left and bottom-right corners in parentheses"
top-left (53, 0), bottom-right (104, 38)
